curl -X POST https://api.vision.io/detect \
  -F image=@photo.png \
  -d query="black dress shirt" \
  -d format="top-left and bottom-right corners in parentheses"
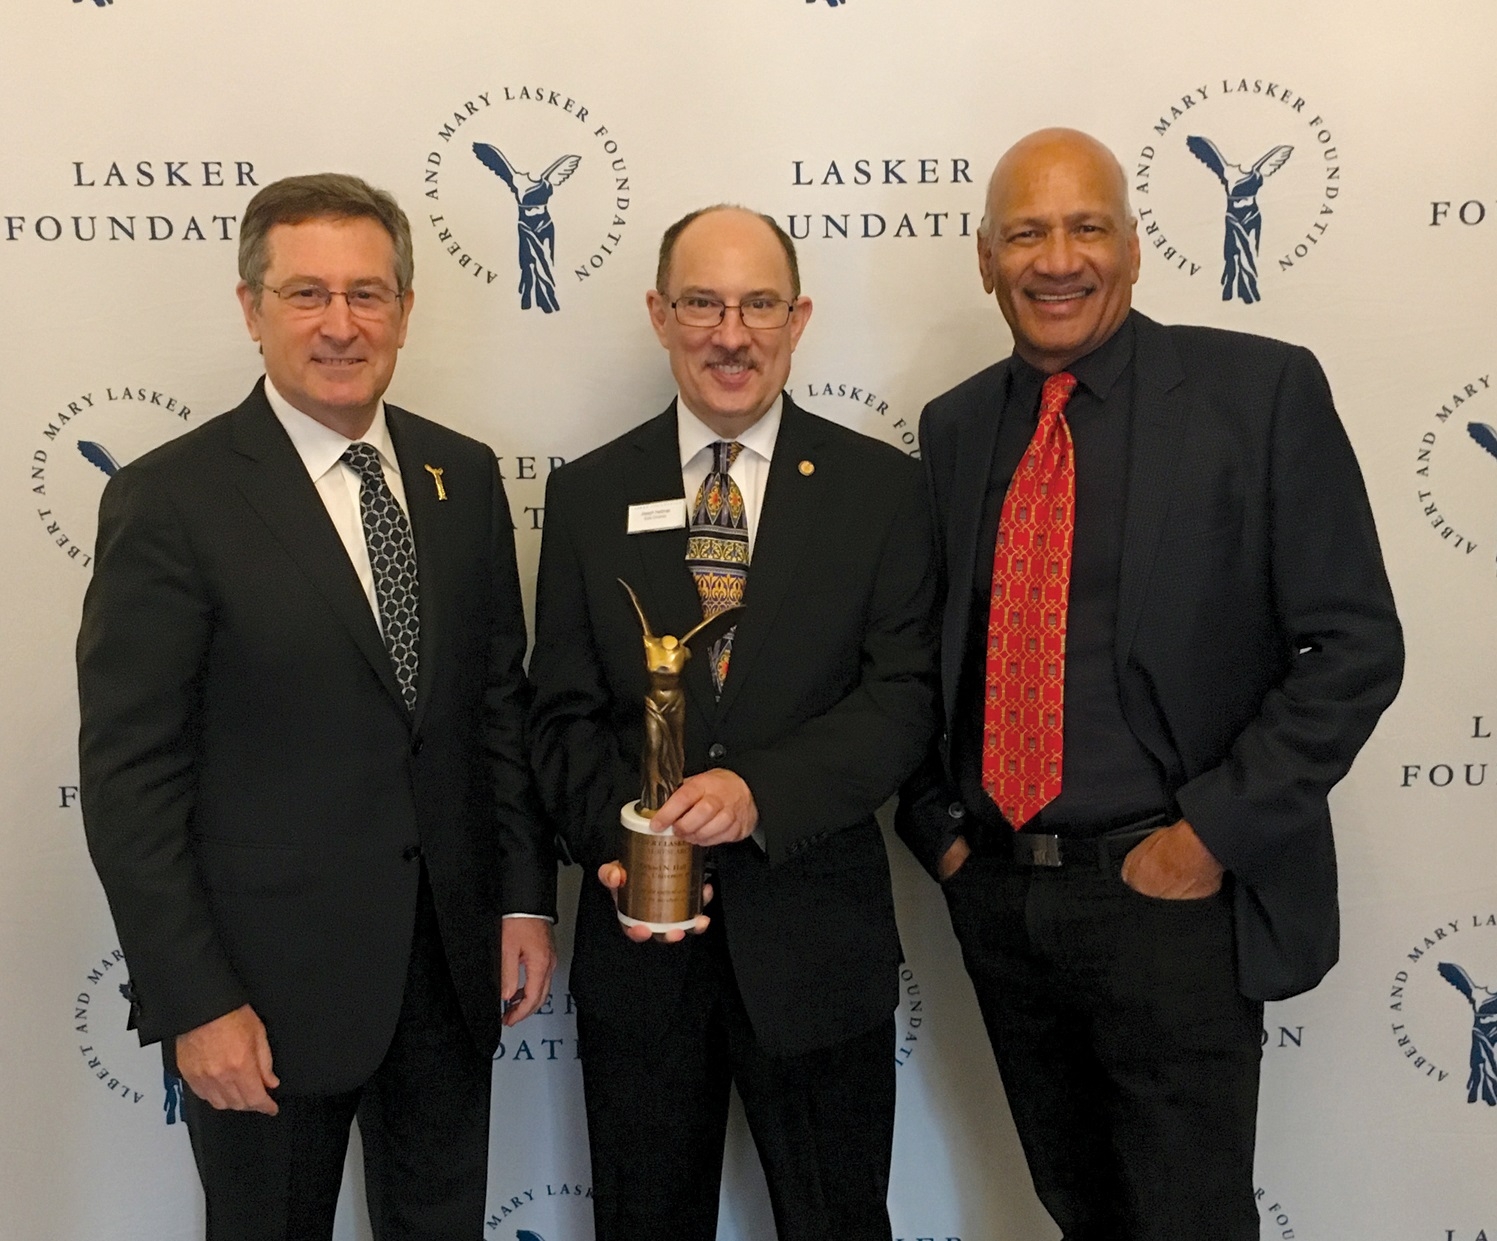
top-left (955, 315), bottom-right (1172, 839)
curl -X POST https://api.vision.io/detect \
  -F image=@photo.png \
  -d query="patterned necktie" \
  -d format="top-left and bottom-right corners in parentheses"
top-left (687, 440), bottom-right (749, 698)
top-left (982, 371), bottom-right (1079, 828)
top-left (342, 442), bottom-right (421, 713)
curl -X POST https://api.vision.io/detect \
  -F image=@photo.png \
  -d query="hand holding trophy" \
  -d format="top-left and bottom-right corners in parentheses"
top-left (610, 579), bottom-right (739, 939)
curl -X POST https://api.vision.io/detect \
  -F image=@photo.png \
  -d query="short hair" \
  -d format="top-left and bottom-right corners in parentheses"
top-left (238, 173), bottom-right (414, 300)
top-left (655, 205), bottom-right (801, 299)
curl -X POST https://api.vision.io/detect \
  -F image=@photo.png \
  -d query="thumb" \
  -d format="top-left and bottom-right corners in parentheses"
top-left (254, 1023), bottom-right (279, 1089)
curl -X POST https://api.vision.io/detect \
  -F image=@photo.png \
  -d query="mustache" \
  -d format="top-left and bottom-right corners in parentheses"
top-left (707, 348), bottom-right (756, 368)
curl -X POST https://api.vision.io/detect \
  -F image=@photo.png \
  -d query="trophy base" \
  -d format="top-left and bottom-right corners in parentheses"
top-left (615, 801), bottom-right (704, 934)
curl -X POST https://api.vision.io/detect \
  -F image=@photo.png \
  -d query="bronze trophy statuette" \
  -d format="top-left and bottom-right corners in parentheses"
top-left (615, 579), bottom-right (737, 934)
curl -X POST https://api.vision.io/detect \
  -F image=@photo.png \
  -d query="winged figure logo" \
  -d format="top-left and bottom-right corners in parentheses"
top-left (78, 441), bottom-right (122, 477)
top-left (516, 1231), bottom-right (547, 1241)
top-left (1186, 136), bottom-right (1293, 306)
top-left (473, 142), bottom-right (582, 314)
top-left (74, 0), bottom-right (113, 6)
top-left (1467, 422), bottom-right (1497, 463)
top-left (1438, 961), bottom-right (1497, 1106)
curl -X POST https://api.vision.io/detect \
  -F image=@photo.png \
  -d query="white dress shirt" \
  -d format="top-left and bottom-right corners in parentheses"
top-left (264, 377), bottom-right (408, 631)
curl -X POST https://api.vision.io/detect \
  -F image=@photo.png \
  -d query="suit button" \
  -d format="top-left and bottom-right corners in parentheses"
top-left (948, 802), bottom-right (966, 820)
top-left (411, 736), bottom-right (425, 756)
top-left (402, 845), bottom-right (422, 862)
top-left (707, 742), bottom-right (727, 762)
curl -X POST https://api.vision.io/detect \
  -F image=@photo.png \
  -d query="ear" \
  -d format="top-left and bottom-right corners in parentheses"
top-left (236, 280), bottom-right (262, 343)
top-left (977, 234), bottom-right (996, 295)
top-left (395, 286), bottom-right (415, 348)
top-left (1126, 219), bottom-right (1141, 285)
top-left (786, 296), bottom-right (813, 351)
top-left (645, 288), bottom-right (672, 348)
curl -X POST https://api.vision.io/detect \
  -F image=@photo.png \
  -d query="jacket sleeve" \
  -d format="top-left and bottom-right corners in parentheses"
top-left (527, 469), bottom-right (638, 874)
top-left (1175, 347), bottom-right (1404, 883)
top-left (77, 465), bottom-right (249, 1046)
top-left (730, 461), bottom-right (942, 865)
top-left (483, 458), bottom-right (558, 918)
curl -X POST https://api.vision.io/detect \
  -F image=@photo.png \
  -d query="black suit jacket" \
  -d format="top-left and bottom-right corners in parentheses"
top-left (528, 396), bottom-right (938, 1057)
top-left (897, 313), bottom-right (1403, 1002)
top-left (78, 381), bottom-right (556, 1094)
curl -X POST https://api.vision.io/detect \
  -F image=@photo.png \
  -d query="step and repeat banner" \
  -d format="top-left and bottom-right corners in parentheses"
top-left (2, 2), bottom-right (1493, 1239)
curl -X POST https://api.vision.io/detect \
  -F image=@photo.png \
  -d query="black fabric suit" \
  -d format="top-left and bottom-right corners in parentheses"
top-left (897, 312), bottom-right (1403, 1239)
top-left (78, 381), bottom-right (556, 1237)
top-left (529, 395), bottom-right (938, 1240)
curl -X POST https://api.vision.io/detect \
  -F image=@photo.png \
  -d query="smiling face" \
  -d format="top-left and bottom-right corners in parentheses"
top-left (236, 215), bottom-right (414, 438)
top-left (978, 130), bottom-right (1140, 374)
top-left (646, 208), bottom-right (811, 438)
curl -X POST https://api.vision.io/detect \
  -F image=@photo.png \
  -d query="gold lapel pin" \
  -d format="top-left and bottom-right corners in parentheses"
top-left (798, 459), bottom-right (815, 476)
top-left (424, 464), bottom-right (448, 501)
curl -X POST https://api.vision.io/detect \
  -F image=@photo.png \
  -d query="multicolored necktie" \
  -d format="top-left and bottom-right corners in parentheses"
top-left (982, 371), bottom-right (1079, 828)
top-left (342, 442), bottom-right (421, 713)
top-left (687, 440), bottom-right (749, 697)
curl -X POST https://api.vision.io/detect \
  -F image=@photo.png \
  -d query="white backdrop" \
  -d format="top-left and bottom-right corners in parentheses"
top-left (3, 2), bottom-right (1494, 1239)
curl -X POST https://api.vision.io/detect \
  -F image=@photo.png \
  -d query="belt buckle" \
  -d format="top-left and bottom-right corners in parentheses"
top-left (1017, 833), bottom-right (1063, 867)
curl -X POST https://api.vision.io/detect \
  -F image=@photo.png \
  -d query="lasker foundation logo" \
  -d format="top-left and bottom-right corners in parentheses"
top-left (72, 947), bottom-right (187, 1126)
top-left (1133, 79), bottom-right (1341, 304)
top-left (1387, 907), bottom-right (1497, 1106)
top-left (27, 385), bottom-right (196, 569)
top-left (421, 86), bottom-right (631, 311)
top-left (779, 155), bottom-right (977, 244)
top-left (1411, 371), bottom-right (1494, 577)
top-left (486, 1177), bottom-right (592, 1240)
top-left (1255, 1188), bottom-right (1300, 1241)
top-left (795, 378), bottom-right (920, 457)
top-left (3, 158), bottom-right (257, 247)
top-left (1398, 713), bottom-right (1495, 794)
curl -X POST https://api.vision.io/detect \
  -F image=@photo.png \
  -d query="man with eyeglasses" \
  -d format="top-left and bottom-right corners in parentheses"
top-left (528, 205), bottom-right (938, 1241)
top-left (77, 173), bottom-right (557, 1240)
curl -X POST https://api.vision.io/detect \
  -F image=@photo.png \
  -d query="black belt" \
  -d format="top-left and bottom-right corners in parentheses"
top-left (997, 813), bottom-right (1173, 869)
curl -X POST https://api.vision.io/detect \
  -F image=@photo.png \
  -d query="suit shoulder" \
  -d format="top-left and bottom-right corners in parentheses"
top-left (387, 405), bottom-right (497, 463)
top-left (921, 360), bottom-right (1008, 428)
top-left (548, 409), bottom-right (672, 491)
top-left (109, 404), bottom-right (238, 482)
top-left (1157, 321), bottom-right (1315, 372)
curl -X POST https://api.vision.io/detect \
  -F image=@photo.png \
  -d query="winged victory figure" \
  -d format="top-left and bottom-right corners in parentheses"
top-left (1187, 136), bottom-right (1293, 306)
top-left (1438, 961), bottom-right (1497, 1106)
top-left (473, 142), bottom-right (581, 314)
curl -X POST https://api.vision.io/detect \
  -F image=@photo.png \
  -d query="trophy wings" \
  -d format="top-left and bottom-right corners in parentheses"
top-left (1186, 135), bottom-right (1230, 186)
top-left (472, 142), bottom-right (521, 192)
top-left (1467, 422), bottom-right (1497, 461)
top-left (539, 154), bottom-right (582, 188)
top-left (78, 440), bottom-right (121, 477)
top-left (1439, 960), bottom-right (1476, 1001)
top-left (1251, 144), bottom-right (1294, 179)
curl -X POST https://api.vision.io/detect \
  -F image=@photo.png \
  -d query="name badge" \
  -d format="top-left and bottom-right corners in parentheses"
top-left (627, 498), bottom-right (687, 534)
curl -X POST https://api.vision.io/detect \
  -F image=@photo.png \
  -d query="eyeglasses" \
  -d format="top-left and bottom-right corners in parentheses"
top-left (260, 281), bottom-right (404, 317)
top-left (671, 295), bottom-right (794, 330)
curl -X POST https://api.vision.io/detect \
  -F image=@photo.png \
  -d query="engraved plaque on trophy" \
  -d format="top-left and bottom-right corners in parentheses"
top-left (614, 579), bottom-right (737, 934)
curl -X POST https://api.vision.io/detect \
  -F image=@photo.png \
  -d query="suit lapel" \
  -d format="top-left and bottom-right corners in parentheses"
top-left (943, 364), bottom-right (1009, 726)
top-left (623, 405), bottom-right (720, 723)
top-left (388, 407), bottom-right (442, 734)
top-left (226, 384), bottom-right (408, 716)
top-left (1116, 313), bottom-right (1188, 662)
top-left (714, 397), bottom-right (824, 722)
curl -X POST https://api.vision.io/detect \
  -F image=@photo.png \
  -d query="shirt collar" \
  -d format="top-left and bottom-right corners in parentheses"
top-left (1008, 311), bottom-right (1136, 409)
top-left (264, 377), bottom-right (398, 482)
top-left (676, 392), bottom-right (784, 470)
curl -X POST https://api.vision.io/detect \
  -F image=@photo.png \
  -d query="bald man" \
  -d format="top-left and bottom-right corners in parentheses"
top-left (529, 205), bottom-right (938, 1241)
top-left (896, 130), bottom-right (1402, 1240)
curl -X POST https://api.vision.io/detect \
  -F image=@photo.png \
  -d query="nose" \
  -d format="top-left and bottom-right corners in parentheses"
top-left (712, 304), bottom-right (754, 348)
top-left (318, 292), bottom-right (359, 340)
top-left (1034, 230), bottom-right (1081, 278)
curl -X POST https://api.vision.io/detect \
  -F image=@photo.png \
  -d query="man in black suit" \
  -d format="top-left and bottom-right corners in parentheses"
top-left (896, 129), bottom-right (1403, 1240)
top-left (528, 205), bottom-right (937, 1241)
top-left (77, 174), bottom-right (557, 1241)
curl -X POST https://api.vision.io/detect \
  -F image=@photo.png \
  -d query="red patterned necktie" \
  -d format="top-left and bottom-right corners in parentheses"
top-left (982, 371), bottom-right (1078, 828)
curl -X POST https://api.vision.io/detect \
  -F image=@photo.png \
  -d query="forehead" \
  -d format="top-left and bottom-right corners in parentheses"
top-left (263, 215), bottom-right (397, 277)
top-left (991, 145), bottom-right (1126, 224)
top-left (670, 210), bottom-right (792, 292)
